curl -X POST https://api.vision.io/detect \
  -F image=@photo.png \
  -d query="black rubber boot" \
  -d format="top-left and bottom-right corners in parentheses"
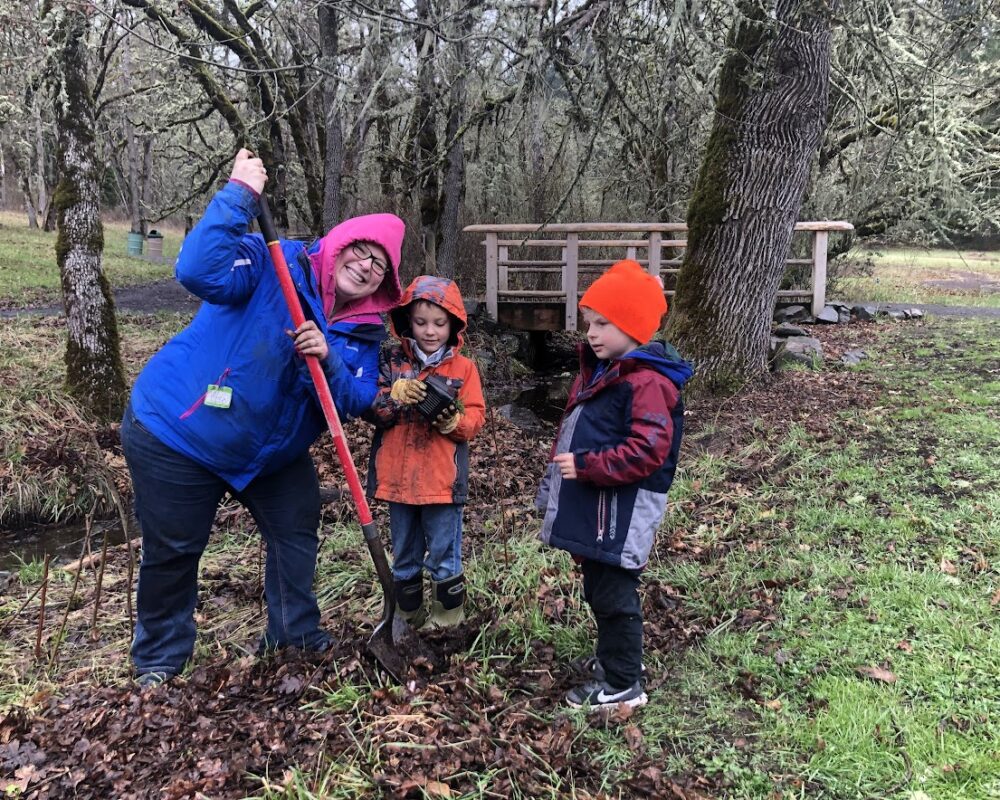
top-left (394, 574), bottom-right (427, 628)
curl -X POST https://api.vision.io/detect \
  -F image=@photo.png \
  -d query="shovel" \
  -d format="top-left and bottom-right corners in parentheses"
top-left (256, 196), bottom-right (429, 681)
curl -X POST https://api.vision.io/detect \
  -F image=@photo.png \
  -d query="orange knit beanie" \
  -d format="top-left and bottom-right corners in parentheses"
top-left (579, 259), bottom-right (667, 344)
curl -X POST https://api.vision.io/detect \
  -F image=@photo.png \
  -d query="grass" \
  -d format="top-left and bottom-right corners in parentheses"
top-left (835, 247), bottom-right (1000, 307)
top-left (0, 210), bottom-right (180, 306)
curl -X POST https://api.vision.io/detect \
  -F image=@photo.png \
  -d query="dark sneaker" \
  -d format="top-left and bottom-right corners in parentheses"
top-left (566, 680), bottom-right (648, 711)
top-left (256, 631), bottom-right (333, 657)
top-left (570, 655), bottom-right (648, 685)
top-left (136, 671), bottom-right (174, 689)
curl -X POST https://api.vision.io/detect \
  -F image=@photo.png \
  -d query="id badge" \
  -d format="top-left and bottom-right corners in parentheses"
top-left (204, 384), bottom-right (232, 409)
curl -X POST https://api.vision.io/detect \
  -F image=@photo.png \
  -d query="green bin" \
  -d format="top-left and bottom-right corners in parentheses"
top-left (126, 231), bottom-right (144, 257)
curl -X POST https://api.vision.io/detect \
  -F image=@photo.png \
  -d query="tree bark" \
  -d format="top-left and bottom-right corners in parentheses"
top-left (48, 4), bottom-right (128, 422)
top-left (666, 0), bottom-right (835, 394)
top-left (319, 1), bottom-right (343, 231)
top-left (437, 0), bottom-right (475, 278)
top-left (413, 0), bottom-right (439, 272)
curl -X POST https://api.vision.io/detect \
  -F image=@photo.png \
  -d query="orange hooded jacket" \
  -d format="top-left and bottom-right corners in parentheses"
top-left (366, 276), bottom-right (486, 505)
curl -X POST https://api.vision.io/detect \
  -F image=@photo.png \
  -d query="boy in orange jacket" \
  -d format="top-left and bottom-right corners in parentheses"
top-left (367, 276), bottom-right (486, 628)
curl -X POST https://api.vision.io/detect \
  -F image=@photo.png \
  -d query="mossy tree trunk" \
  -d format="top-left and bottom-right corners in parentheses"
top-left (666, 0), bottom-right (836, 395)
top-left (48, 5), bottom-right (128, 422)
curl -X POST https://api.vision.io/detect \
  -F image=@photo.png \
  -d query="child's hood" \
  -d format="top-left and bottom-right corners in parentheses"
top-left (580, 339), bottom-right (693, 391)
top-left (622, 340), bottom-right (694, 388)
top-left (308, 213), bottom-right (405, 322)
top-left (389, 275), bottom-right (468, 349)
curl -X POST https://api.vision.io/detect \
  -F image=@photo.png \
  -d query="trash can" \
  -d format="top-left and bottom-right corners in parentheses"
top-left (126, 231), bottom-right (144, 257)
top-left (146, 229), bottom-right (164, 263)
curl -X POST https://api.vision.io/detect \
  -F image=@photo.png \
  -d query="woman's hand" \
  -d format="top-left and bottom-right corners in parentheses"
top-left (230, 148), bottom-right (267, 195)
top-left (288, 321), bottom-right (328, 360)
top-left (552, 453), bottom-right (577, 480)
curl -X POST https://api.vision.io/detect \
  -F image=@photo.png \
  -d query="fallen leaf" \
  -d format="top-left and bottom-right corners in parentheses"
top-left (857, 665), bottom-right (897, 684)
top-left (623, 724), bottom-right (643, 752)
top-left (939, 558), bottom-right (957, 576)
top-left (991, 589), bottom-right (1000, 606)
top-left (763, 699), bottom-right (782, 711)
top-left (425, 780), bottom-right (452, 798)
top-left (896, 640), bottom-right (913, 653)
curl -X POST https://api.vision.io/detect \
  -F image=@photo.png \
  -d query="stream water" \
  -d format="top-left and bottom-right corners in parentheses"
top-left (0, 520), bottom-right (129, 574)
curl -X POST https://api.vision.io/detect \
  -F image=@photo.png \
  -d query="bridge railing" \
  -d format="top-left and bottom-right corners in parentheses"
top-left (463, 221), bottom-right (854, 331)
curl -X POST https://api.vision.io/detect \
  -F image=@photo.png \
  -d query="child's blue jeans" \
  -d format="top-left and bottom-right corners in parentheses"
top-left (387, 502), bottom-right (463, 582)
top-left (121, 405), bottom-right (329, 677)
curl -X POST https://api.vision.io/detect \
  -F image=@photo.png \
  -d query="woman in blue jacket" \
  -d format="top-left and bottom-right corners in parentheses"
top-left (121, 150), bottom-right (405, 685)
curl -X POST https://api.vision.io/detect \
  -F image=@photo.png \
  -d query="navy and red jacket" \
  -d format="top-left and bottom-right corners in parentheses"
top-left (536, 340), bottom-right (693, 570)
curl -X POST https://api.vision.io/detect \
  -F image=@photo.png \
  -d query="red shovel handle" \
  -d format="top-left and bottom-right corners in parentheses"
top-left (257, 196), bottom-right (373, 527)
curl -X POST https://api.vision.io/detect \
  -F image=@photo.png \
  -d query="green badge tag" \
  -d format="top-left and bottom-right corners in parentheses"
top-left (204, 384), bottom-right (232, 409)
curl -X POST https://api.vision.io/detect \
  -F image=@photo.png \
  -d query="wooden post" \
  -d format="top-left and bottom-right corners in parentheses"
top-left (499, 245), bottom-right (509, 292)
top-left (811, 231), bottom-right (828, 316)
top-left (565, 233), bottom-right (579, 331)
top-left (626, 246), bottom-right (637, 261)
top-left (648, 232), bottom-right (662, 281)
top-left (485, 232), bottom-right (498, 321)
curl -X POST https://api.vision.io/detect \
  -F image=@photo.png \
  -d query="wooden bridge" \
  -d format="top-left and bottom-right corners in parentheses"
top-left (463, 221), bottom-right (854, 331)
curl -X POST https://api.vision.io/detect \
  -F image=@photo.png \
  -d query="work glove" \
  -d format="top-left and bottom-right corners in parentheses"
top-left (390, 378), bottom-right (427, 405)
top-left (433, 406), bottom-right (462, 435)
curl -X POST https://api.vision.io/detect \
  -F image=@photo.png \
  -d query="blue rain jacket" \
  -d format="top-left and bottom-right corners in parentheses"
top-left (128, 182), bottom-right (385, 490)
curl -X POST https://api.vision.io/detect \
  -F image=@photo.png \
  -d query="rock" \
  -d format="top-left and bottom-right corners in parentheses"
top-left (496, 403), bottom-right (544, 431)
top-left (852, 305), bottom-right (878, 321)
top-left (887, 310), bottom-right (906, 320)
top-left (904, 308), bottom-right (924, 319)
top-left (815, 306), bottom-right (841, 324)
top-left (838, 309), bottom-right (851, 324)
top-left (770, 335), bottom-right (823, 370)
top-left (841, 349), bottom-right (868, 366)
top-left (774, 323), bottom-right (809, 337)
top-left (774, 304), bottom-right (808, 323)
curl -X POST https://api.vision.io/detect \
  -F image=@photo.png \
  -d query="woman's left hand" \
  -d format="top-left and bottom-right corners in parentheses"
top-left (288, 321), bottom-right (329, 360)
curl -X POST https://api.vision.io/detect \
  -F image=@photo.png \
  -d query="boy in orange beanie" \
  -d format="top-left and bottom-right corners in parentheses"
top-left (536, 259), bottom-right (693, 711)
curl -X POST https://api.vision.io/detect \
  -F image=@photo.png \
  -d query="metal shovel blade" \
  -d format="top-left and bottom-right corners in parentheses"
top-left (366, 611), bottom-right (435, 682)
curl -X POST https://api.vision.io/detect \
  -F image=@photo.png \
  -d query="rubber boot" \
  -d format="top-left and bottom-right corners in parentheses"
top-left (422, 574), bottom-right (466, 630)
top-left (394, 574), bottom-right (427, 628)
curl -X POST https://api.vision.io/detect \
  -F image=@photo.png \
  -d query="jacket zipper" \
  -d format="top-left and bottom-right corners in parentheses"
top-left (596, 490), bottom-right (607, 543)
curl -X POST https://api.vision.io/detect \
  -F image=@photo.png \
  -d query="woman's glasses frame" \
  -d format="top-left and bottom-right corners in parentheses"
top-left (351, 242), bottom-right (388, 277)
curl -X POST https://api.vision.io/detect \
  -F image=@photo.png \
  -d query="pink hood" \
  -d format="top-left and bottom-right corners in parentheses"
top-left (309, 213), bottom-right (405, 322)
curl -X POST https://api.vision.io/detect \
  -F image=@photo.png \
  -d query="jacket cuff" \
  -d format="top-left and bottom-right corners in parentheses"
top-left (228, 178), bottom-right (260, 200)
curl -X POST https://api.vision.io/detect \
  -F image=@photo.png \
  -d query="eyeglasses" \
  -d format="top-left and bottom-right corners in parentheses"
top-left (351, 242), bottom-right (388, 277)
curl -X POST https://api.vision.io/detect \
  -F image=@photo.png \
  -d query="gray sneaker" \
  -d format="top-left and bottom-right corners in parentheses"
top-left (136, 671), bottom-right (174, 689)
top-left (566, 679), bottom-right (648, 711)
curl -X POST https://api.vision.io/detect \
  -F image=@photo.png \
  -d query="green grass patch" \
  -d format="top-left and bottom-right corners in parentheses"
top-left (835, 246), bottom-right (1000, 308)
top-left (1, 315), bottom-right (999, 798)
top-left (0, 210), bottom-right (180, 306)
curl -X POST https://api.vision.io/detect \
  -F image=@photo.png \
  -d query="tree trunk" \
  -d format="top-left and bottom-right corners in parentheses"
top-left (48, 5), bottom-right (128, 422)
top-left (34, 103), bottom-right (51, 229)
top-left (666, 0), bottom-right (835, 394)
top-left (319, 1), bottom-right (343, 230)
top-left (140, 134), bottom-right (154, 233)
top-left (437, 0), bottom-right (475, 278)
top-left (413, 0), bottom-right (439, 273)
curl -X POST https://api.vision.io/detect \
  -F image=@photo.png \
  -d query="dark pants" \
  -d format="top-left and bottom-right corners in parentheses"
top-left (582, 559), bottom-right (643, 690)
top-left (121, 406), bottom-right (327, 676)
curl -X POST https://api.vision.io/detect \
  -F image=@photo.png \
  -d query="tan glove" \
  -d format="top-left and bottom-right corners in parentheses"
top-left (433, 407), bottom-right (462, 435)
top-left (390, 378), bottom-right (427, 405)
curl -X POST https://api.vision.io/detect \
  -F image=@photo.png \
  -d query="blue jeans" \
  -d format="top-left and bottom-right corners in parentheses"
top-left (387, 502), bottom-right (463, 582)
top-left (121, 405), bottom-right (328, 675)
